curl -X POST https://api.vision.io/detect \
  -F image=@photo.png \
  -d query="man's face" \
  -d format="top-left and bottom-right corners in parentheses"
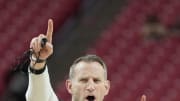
top-left (66, 61), bottom-right (110, 101)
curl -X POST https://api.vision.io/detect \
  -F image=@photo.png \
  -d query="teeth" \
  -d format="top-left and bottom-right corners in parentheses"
top-left (86, 96), bottom-right (95, 101)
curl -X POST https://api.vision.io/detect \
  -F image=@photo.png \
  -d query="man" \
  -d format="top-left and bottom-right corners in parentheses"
top-left (25, 19), bottom-right (146, 101)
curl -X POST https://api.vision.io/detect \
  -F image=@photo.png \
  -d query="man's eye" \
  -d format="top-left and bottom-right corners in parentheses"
top-left (80, 79), bottom-right (88, 82)
top-left (94, 79), bottom-right (101, 83)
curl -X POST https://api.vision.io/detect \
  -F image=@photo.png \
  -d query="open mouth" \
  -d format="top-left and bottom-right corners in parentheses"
top-left (86, 96), bottom-right (95, 101)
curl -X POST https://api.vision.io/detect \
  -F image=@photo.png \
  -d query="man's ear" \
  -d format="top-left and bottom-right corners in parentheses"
top-left (66, 79), bottom-right (73, 94)
top-left (104, 80), bottom-right (110, 95)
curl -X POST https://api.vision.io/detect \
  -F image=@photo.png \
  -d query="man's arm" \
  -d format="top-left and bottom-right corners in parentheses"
top-left (26, 19), bottom-right (58, 101)
top-left (26, 65), bottom-right (58, 101)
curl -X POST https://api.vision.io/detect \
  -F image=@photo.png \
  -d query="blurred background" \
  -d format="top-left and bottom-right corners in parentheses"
top-left (0, 0), bottom-right (180, 101)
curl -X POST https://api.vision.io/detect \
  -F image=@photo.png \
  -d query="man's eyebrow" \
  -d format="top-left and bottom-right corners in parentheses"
top-left (79, 76), bottom-right (88, 79)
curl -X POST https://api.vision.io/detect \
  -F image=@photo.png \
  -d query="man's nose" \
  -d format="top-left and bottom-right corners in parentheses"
top-left (86, 80), bottom-right (95, 92)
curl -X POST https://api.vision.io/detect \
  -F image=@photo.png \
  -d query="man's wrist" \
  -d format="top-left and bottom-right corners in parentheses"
top-left (30, 61), bottom-right (46, 70)
top-left (29, 62), bottom-right (46, 74)
top-left (30, 55), bottom-right (46, 63)
top-left (30, 60), bottom-right (46, 75)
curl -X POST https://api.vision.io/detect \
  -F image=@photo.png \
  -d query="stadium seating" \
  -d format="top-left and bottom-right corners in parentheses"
top-left (0, 0), bottom-right (80, 96)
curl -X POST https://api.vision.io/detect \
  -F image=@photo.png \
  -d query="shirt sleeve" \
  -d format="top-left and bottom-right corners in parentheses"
top-left (26, 66), bottom-right (59, 101)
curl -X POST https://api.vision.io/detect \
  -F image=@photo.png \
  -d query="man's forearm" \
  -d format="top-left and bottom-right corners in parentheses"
top-left (26, 65), bottom-right (58, 101)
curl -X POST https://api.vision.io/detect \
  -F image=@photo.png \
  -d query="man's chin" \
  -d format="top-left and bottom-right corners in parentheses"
top-left (85, 99), bottom-right (96, 101)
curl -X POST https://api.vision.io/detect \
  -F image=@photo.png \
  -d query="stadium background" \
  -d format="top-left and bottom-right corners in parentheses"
top-left (0, 0), bottom-right (180, 101)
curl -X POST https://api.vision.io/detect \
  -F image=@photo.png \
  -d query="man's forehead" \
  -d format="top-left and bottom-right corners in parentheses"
top-left (74, 61), bottom-right (103, 70)
top-left (73, 61), bottom-right (105, 77)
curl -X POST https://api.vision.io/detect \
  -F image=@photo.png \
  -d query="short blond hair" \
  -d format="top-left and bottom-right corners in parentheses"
top-left (69, 54), bottom-right (107, 80)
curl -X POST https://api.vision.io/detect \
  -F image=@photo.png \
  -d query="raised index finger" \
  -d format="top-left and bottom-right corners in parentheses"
top-left (46, 19), bottom-right (53, 43)
top-left (141, 95), bottom-right (146, 101)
